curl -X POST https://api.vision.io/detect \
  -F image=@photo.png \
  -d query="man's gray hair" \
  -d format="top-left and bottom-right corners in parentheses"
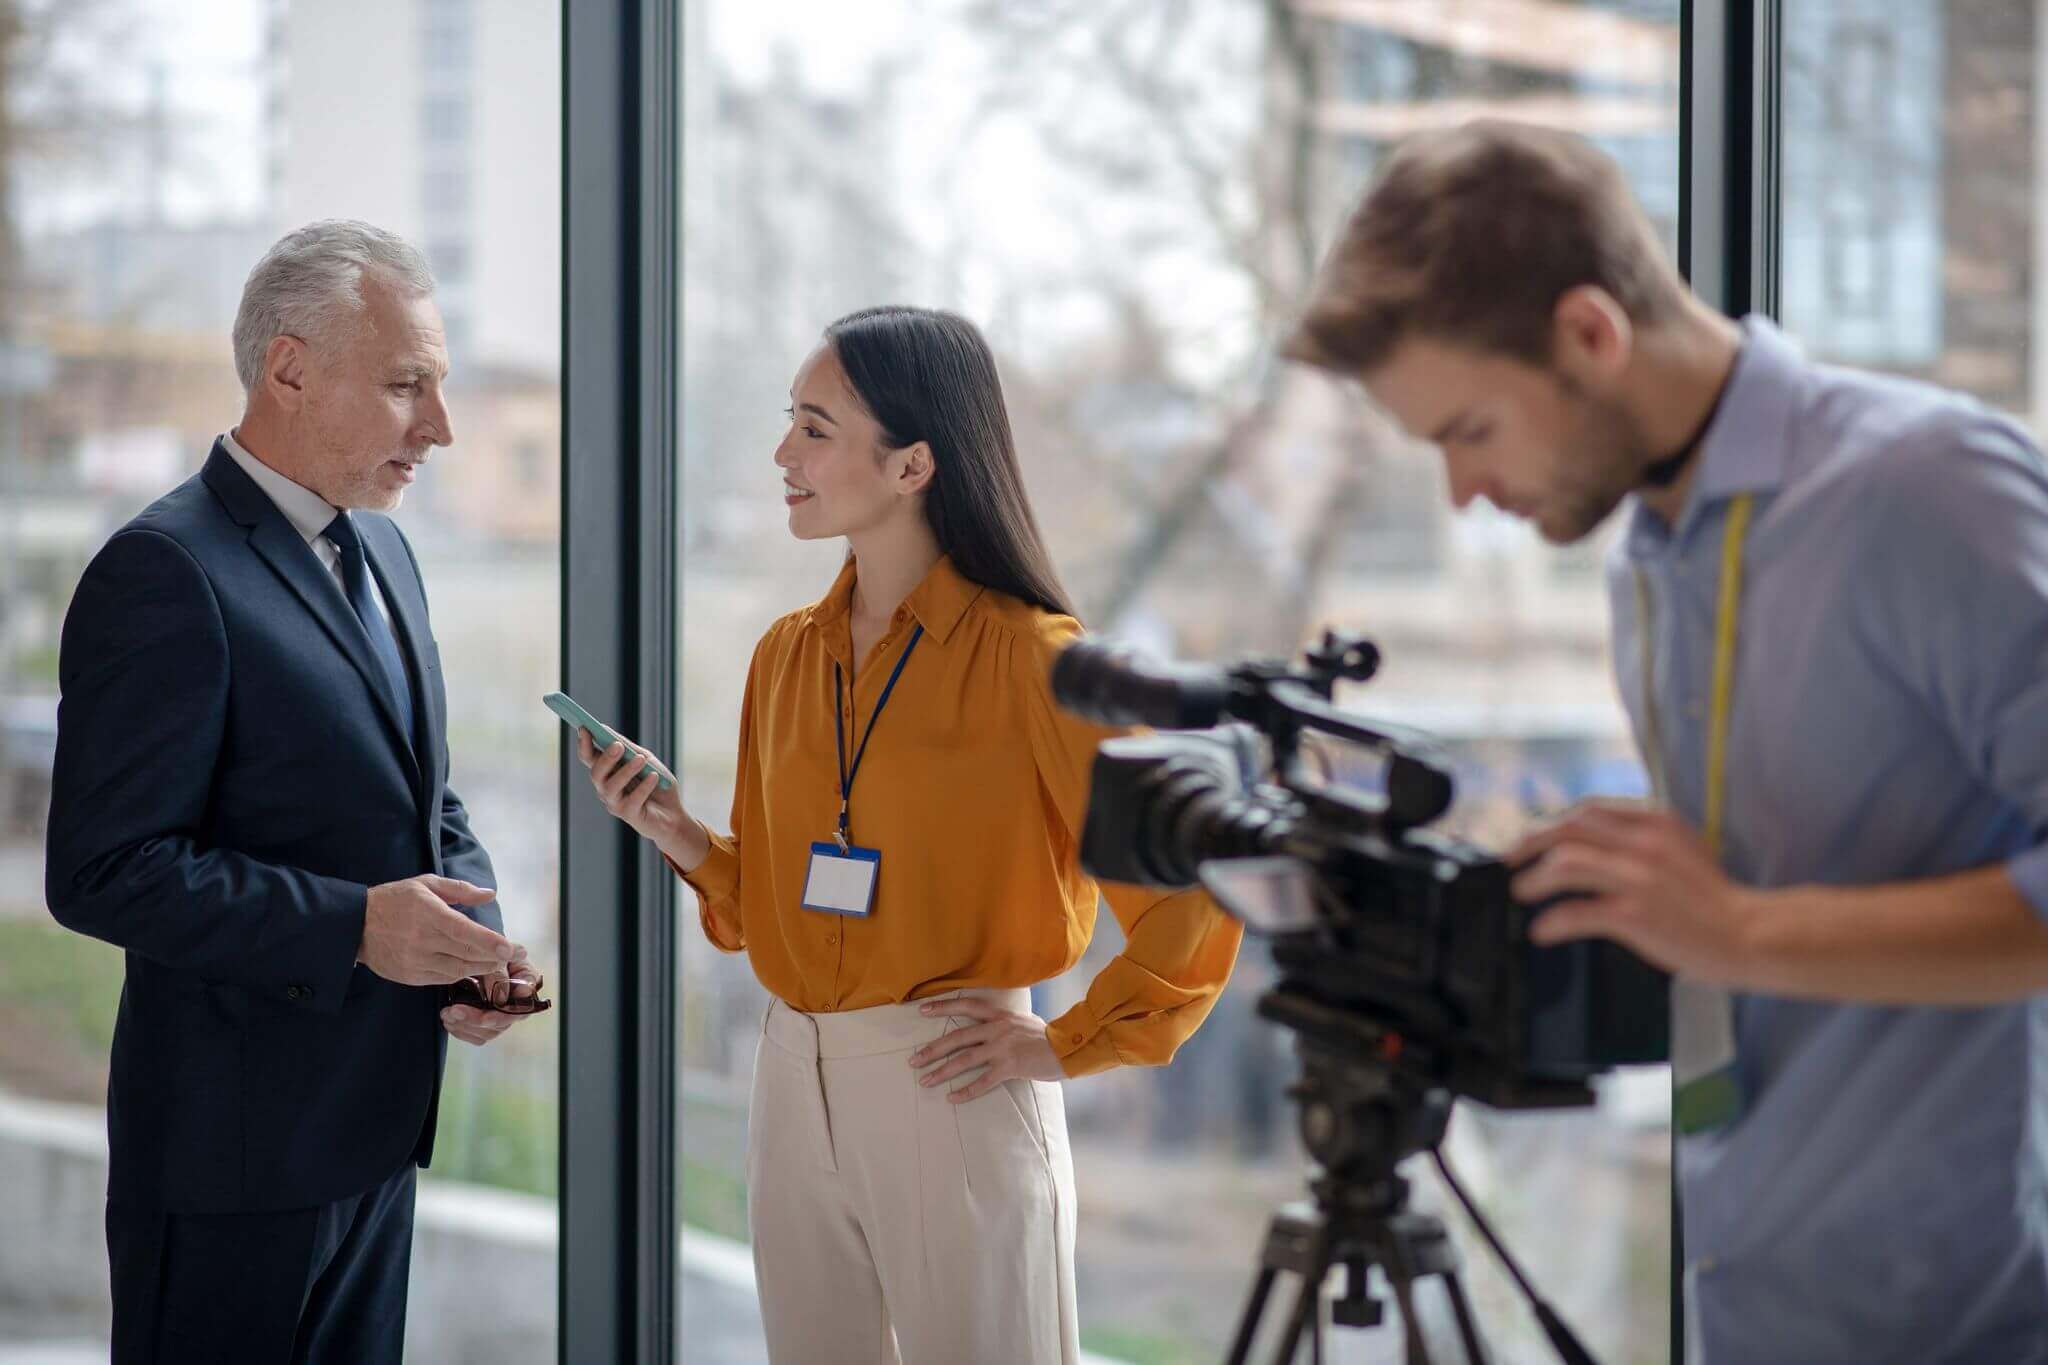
top-left (232, 220), bottom-right (436, 393)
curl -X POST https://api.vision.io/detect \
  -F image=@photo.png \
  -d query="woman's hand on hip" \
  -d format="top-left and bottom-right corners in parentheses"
top-left (576, 728), bottom-right (703, 864)
top-left (910, 996), bottom-right (1065, 1101)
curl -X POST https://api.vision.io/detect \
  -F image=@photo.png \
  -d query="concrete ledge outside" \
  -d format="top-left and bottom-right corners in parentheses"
top-left (0, 1091), bottom-right (1127, 1365)
top-left (0, 1089), bottom-right (556, 1363)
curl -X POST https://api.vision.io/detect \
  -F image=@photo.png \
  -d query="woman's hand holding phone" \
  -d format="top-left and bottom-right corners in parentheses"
top-left (576, 728), bottom-right (709, 872)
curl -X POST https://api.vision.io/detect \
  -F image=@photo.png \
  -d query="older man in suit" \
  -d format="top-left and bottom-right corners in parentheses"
top-left (45, 220), bottom-right (541, 1364)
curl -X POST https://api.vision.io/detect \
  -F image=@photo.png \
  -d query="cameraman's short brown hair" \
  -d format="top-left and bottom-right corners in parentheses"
top-left (1285, 121), bottom-right (1686, 374)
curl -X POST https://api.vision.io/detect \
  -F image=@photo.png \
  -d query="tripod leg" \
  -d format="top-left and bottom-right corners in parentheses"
top-left (1227, 1267), bottom-right (1281, 1365)
top-left (1439, 1269), bottom-right (1490, 1365)
top-left (1381, 1236), bottom-right (1436, 1365)
top-left (1388, 1272), bottom-right (1434, 1365)
top-left (1274, 1271), bottom-right (1320, 1365)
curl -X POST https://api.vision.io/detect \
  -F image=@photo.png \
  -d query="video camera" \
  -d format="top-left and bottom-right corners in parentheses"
top-left (1052, 629), bottom-right (1667, 1106)
top-left (1052, 630), bottom-right (1668, 1364)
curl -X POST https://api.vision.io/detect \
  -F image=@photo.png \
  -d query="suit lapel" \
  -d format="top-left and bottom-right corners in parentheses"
top-left (201, 445), bottom-right (423, 787)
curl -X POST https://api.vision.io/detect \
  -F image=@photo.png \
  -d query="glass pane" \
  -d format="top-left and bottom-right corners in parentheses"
top-left (677, 3), bottom-right (1676, 1360)
top-left (1, 1), bottom-right (560, 1359)
top-left (1779, 0), bottom-right (2026, 412)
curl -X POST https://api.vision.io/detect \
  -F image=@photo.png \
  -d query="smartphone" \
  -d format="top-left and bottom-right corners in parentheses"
top-left (543, 691), bottom-right (675, 791)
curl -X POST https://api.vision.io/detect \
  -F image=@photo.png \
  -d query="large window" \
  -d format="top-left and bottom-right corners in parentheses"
top-left (0, 1), bottom-right (561, 1360)
top-left (674, 3), bottom-right (1676, 1360)
top-left (1780, 0), bottom-right (2039, 424)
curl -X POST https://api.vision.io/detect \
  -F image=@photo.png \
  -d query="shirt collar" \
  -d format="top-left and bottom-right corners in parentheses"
top-left (1626, 314), bottom-right (1803, 552)
top-left (807, 552), bottom-right (984, 647)
top-left (219, 428), bottom-right (340, 548)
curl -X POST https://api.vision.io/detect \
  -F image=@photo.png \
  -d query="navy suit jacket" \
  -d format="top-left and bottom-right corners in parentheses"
top-left (45, 441), bottom-right (502, 1213)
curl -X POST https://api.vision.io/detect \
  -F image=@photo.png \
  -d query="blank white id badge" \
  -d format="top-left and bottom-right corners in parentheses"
top-left (802, 842), bottom-right (880, 917)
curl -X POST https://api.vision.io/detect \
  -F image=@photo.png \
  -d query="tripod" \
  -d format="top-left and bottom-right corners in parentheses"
top-left (1226, 1089), bottom-right (1487, 1365)
top-left (1225, 992), bottom-right (1598, 1365)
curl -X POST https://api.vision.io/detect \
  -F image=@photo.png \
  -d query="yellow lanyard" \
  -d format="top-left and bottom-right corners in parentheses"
top-left (1631, 493), bottom-right (1754, 859)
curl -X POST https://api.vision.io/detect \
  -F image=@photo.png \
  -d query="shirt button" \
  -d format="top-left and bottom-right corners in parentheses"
top-left (286, 984), bottom-right (311, 1003)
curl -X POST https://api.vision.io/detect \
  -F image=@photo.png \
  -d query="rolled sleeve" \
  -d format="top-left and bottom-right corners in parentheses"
top-left (2008, 846), bottom-right (2048, 922)
top-left (1866, 418), bottom-right (2048, 920)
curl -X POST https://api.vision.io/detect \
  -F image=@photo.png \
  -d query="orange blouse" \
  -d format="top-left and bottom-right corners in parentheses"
top-left (677, 554), bottom-right (1243, 1078)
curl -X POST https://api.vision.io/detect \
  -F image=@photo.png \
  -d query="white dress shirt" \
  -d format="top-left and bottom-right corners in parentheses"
top-left (220, 429), bottom-right (394, 626)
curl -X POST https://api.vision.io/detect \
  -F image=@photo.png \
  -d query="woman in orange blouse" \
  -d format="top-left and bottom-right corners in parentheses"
top-left (576, 306), bottom-right (1242, 1364)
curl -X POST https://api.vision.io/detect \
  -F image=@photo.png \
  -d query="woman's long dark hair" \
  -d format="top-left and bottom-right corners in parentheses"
top-left (825, 305), bottom-right (1079, 620)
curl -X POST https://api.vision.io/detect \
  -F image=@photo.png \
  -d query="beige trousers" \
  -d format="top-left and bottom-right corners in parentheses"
top-left (746, 987), bottom-right (1081, 1365)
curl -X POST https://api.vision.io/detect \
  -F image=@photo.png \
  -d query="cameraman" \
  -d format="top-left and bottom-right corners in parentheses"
top-left (1285, 121), bottom-right (2048, 1363)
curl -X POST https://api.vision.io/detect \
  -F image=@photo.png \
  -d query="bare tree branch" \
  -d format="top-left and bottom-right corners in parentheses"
top-left (2, 0), bottom-right (147, 323)
top-left (950, 1), bottom-right (1343, 625)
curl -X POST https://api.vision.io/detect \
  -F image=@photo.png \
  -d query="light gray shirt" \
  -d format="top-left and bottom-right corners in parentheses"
top-left (1610, 317), bottom-right (2048, 1362)
top-left (219, 428), bottom-right (392, 626)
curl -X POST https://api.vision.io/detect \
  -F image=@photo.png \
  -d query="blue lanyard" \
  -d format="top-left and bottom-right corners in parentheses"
top-left (832, 624), bottom-right (924, 848)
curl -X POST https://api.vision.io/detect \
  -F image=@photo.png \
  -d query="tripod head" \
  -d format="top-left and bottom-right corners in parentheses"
top-left (1262, 987), bottom-right (1451, 1202)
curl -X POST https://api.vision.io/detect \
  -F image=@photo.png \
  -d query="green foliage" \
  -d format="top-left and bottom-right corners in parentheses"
top-left (680, 1158), bottom-right (749, 1242)
top-left (0, 918), bottom-right (123, 1055)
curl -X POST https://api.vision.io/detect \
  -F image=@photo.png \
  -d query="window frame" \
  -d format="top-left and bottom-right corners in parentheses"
top-left (1675, 3), bottom-right (1780, 1358)
top-left (559, 0), bottom-right (681, 1361)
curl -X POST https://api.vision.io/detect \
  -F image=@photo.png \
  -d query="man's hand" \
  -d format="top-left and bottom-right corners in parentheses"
top-left (359, 875), bottom-right (520, 987)
top-left (441, 955), bottom-right (543, 1047)
top-left (1508, 799), bottom-right (1761, 985)
top-left (1511, 800), bottom-right (2048, 1005)
top-left (909, 996), bottom-right (1066, 1102)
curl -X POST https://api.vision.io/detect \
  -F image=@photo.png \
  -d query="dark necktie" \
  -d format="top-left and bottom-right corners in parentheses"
top-left (323, 512), bottom-right (417, 751)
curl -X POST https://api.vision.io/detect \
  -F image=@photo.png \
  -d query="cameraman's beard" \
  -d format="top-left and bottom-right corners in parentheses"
top-left (1542, 387), bottom-right (1657, 545)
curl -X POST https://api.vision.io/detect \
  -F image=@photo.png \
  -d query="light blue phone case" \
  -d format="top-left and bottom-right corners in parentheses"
top-left (543, 691), bottom-right (675, 790)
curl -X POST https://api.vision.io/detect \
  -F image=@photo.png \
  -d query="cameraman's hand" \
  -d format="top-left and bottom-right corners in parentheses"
top-left (908, 997), bottom-right (1065, 1101)
top-left (576, 729), bottom-right (709, 870)
top-left (360, 875), bottom-right (520, 986)
top-left (1508, 799), bottom-right (1763, 985)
